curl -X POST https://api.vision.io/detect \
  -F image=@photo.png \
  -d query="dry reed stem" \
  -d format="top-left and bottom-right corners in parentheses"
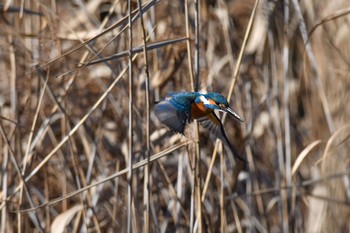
top-left (193, 1), bottom-right (202, 232)
top-left (291, 140), bottom-right (323, 175)
top-left (17, 140), bottom-right (193, 213)
top-left (202, 0), bottom-right (260, 212)
top-left (282, 0), bottom-right (290, 232)
top-left (135, 0), bottom-right (152, 231)
top-left (2, 52), bottom-right (140, 212)
top-left (127, 1), bottom-right (134, 232)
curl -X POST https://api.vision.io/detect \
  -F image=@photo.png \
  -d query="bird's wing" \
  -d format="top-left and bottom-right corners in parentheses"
top-left (199, 112), bottom-right (247, 162)
top-left (154, 99), bottom-right (189, 134)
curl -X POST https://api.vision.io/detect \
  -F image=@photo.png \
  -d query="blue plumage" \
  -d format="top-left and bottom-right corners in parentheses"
top-left (154, 91), bottom-right (246, 162)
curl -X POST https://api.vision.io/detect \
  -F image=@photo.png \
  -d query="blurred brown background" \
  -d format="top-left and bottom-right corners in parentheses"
top-left (0, 0), bottom-right (349, 232)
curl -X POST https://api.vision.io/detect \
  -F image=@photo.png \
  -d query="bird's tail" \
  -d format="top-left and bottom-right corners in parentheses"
top-left (219, 126), bottom-right (247, 163)
top-left (199, 113), bottom-right (247, 163)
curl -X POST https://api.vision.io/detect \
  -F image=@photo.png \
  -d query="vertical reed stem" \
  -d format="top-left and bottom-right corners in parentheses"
top-left (127, 0), bottom-right (134, 232)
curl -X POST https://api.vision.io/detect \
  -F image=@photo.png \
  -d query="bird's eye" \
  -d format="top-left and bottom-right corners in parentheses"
top-left (219, 103), bottom-right (225, 108)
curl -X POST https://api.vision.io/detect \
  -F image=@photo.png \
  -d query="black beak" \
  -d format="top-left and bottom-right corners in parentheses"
top-left (222, 107), bottom-right (244, 122)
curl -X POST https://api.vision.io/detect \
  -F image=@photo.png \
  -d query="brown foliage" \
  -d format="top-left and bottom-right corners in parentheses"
top-left (0, 0), bottom-right (349, 232)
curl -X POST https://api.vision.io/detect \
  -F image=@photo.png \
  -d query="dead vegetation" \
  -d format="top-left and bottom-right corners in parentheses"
top-left (0, 0), bottom-right (349, 232)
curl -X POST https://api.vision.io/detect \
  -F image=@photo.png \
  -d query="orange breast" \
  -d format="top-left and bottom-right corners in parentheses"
top-left (191, 102), bottom-right (213, 119)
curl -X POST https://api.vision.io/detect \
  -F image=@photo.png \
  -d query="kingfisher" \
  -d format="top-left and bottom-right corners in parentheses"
top-left (154, 92), bottom-right (246, 162)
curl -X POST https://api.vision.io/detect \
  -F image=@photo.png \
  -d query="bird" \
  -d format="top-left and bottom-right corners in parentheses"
top-left (154, 92), bottom-right (246, 162)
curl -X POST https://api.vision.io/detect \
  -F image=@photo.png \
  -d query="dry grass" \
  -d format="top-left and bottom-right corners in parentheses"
top-left (0, 0), bottom-right (350, 232)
